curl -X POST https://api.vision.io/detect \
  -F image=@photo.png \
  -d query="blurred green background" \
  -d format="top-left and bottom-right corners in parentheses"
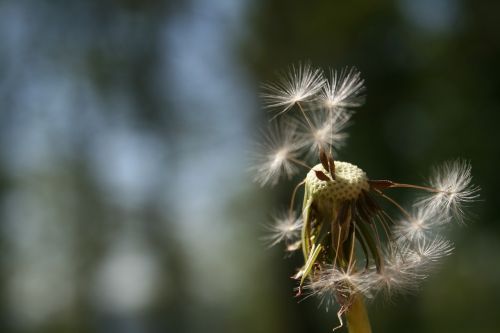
top-left (0, 0), bottom-right (499, 332)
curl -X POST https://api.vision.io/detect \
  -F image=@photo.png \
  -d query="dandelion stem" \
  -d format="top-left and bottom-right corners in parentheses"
top-left (346, 294), bottom-right (372, 333)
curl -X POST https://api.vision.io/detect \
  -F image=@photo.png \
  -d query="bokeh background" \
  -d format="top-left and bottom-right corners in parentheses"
top-left (0, 1), bottom-right (499, 332)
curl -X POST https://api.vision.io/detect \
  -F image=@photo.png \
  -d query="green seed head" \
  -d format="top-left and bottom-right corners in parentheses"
top-left (305, 161), bottom-right (369, 204)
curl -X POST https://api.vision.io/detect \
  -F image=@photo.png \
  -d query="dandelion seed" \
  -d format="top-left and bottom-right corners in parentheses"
top-left (370, 264), bottom-right (419, 297)
top-left (252, 119), bottom-right (304, 187)
top-left (320, 67), bottom-right (365, 111)
top-left (303, 264), bottom-right (375, 316)
top-left (263, 211), bottom-right (303, 248)
top-left (297, 109), bottom-right (351, 156)
top-left (261, 63), bottom-right (325, 115)
top-left (366, 241), bottom-right (421, 297)
top-left (417, 160), bottom-right (480, 223)
top-left (410, 236), bottom-right (454, 266)
top-left (393, 206), bottom-right (450, 241)
top-left (306, 265), bottom-right (373, 300)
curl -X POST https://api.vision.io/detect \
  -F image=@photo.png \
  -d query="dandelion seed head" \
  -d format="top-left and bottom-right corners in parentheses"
top-left (261, 63), bottom-right (325, 114)
top-left (305, 162), bottom-right (369, 202)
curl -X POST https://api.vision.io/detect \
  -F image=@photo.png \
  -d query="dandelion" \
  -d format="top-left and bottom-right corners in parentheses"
top-left (253, 64), bottom-right (479, 333)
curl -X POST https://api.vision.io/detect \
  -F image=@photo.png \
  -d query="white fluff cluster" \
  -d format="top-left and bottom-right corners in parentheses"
top-left (393, 206), bottom-right (450, 241)
top-left (261, 63), bottom-right (326, 114)
top-left (417, 160), bottom-right (480, 223)
top-left (255, 64), bottom-right (364, 187)
top-left (297, 110), bottom-right (351, 157)
top-left (252, 120), bottom-right (302, 187)
top-left (305, 162), bottom-right (370, 201)
top-left (320, 68), bottom-right (365, 111)
top-left (263, 211), bottom-right (303, 248)
top-left (306, 236), bottom-right (454, 302)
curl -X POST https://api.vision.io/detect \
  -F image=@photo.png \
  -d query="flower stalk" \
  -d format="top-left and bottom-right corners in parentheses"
top-left (346, 295), bottom-right (372, 333)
